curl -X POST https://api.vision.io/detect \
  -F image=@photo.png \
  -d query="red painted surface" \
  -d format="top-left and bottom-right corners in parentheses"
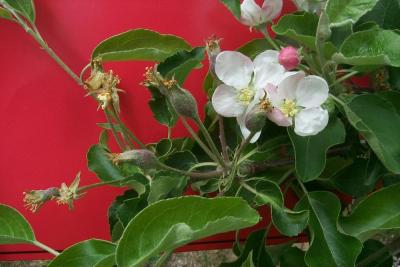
top-left (0, 0), bottom-right (296, 260)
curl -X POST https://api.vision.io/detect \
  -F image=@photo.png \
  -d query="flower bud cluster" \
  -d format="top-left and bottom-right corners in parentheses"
top-left (109, 149), bottom-right (158, 170)
top-left (23, 173), bottom-right (83, 212)
top-left (142, 65), bottom-right (177, 93)
top-left (205, 35), bottom-right (222, 78)
top-left (142, 65), bottom-right (199, 120)
top-left (23, 187), bottom-right (59, 213)
top-left (84, 60), bottom-right (123, 112)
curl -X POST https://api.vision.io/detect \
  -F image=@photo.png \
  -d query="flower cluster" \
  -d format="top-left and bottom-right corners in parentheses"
top-left (23, 173), bottom-right (83, 212)
top-left (240, 0), bottom-right (283, 27)
top-left (211, 48), bottom-right (329, 141)
top-left (84, 65), bottom-right (123, 112)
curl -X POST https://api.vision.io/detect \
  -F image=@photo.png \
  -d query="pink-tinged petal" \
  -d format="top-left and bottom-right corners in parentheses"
top-left (241, 0), bottom-right (265, 26)
top-left (265, 83), bottom-right (283, 107)
top-left (267, 107), bottom-right (292, 126)
top-left (296, 75), bottom-right (329, 108)
top-left (215, 51), bottom-right (253, 89)
top-left (237, 113), bottom-right (262, 143)
top-left (212, 84), bottom-right (246, 117)
top-left (294, 107), bottom-right (329, 136)
top-left (262, 0), bottom-right (283, 21)
top-left (277, 71), bottom-right (305, 101)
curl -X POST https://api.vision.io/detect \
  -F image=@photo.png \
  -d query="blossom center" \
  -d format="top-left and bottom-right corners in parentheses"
top-left (237, 88), bottom-right (255, 105)
top-left (281, 99), bottom-right (298, 117)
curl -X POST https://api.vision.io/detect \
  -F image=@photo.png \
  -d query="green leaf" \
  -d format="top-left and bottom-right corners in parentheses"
top-left (339, 93), bottom-right (400, 173)
top-left (242, 252), bottom-right (256, 267)
top-left (0, 7), bottom-right (13, 20)
top-left (116, 196), bottom-right (260, 267)
top-left (330, 156), bottom-right (384, 197)
top-left (93, 254), bottom-right (116, 267)
top-left (356, 239), bottom-right (393, 267)
top-left (296, 191), bottom-right (362, 267)
top-left (241, 180), bottom-right (309, 237)
top-left (3, 0), bottom-right (35, 23)
top-left (108, 190), bottom-right (148, 242)
top-left (288, 118), bottom-right (346, 182)
top-left (280, 247), bottom-right (307, 267)
top-left (147, 171), bottom-right (187, 204)
top-left (221, 229), bottom-right (274, 267)
top-left (340, 183), bottom-right (400, 240)
top-left (326, 0), bottom-right (379, 27)
top-left (333, 29), bottom-right (400, 67)
top-left (48, 239), bottom-right (115, 267)
top-left (158, 47), bottom-right (205, 85)
top-left (220, 0), bottom-right (241, 20)
top-left (356, 0), bottom-right (400, 30)
top-left (92, 29), bottom-right (191, 62)
top-left (164, 150), bottom-right (198, 171)
top-left (87, 144), bottom-right (124, 181)
top-left (271, 208), bottom-right (310, 237)
top-left (330, 23), bottom-right (353, 48)
top-left (237, 39), bottom-right (273, 59)
top-left (148, 87), bottom-right (178, 127)
top-left (292, 0), bottom-right (327, 13)
top-left (155, 138), bottom-right (173, 158)
top-left (0, 204), bottom-right (35, 244)
top-left (272, 13), bottom-right (319, 49)
top-left (388, 67), bottom-right (400, 90)
top-left (98, 130), bottom-right (109, 150)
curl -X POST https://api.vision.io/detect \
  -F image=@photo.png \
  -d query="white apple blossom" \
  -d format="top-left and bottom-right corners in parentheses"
top-left (266, 71), bottom-right (329, 136)
top-left (240, 0), bottom-right (283, 27)
top-left (212, 50), bottom-right (289, 143)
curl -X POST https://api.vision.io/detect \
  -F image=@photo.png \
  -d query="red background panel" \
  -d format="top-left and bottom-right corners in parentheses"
top-left (0, 0), bottom-right (296, 259)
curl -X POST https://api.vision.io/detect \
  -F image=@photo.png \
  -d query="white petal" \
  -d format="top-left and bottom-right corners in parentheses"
top-left (212, 84), bottom-right (245, 117)
top-left (267, 107), bottom-right (292, 126)
top-left (254, 50), bottom-right (279, 66)
top-left (237, 113), bottom-right (262, 143)
top-left (277, 71), bottom-right (305, 101)
top-left (262, 0), bottom-right (283, 21)
top-left (296, 75), bottom-right (329, 108)
top-left (253, 50), bottom-right (283, 89)
top-left (241, 0), bottom-right (266, 26)
top-left (215, 51), bottom-right (253, 89)
top-left (294, 107), bottom-right (329, 136)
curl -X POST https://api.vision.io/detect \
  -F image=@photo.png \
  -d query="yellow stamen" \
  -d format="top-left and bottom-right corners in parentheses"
top-left (281, 99), bottom-right (298, 117)
top-left (237, 88), bottom-right (255, 105)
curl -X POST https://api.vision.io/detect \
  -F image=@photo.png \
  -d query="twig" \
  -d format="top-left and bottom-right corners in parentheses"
top-left (218, 116), bottom-right (229, 162)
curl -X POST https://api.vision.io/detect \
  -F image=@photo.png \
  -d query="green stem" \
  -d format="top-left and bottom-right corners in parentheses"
top-left (2, 2), bottom-right (82, 85)
top-left (157, 162), bottom-right (221, 180)
top-left (77, 179), bottom-right (123, 193)
top-left (195, 117), bottom-right (228, 169)
top-left (258, 26), bottom-right (279, 50)
top-left (32, 240), bottom-right (60, 256)
top-left (181, 118), bottom-right (220, 165)
top-left (235, 132), bottom-right (256, 161)
top-left (109, 106), bottom-right (145, 149)
top-left (218, 116), bottom-right (229, 162)
top-left (104, 109), bottom-right (125, 151)
top-left (297, 178), bottom-right (310, 198)
top-left (329, 93), bottom-right (346, 106)
top-left (330, 71), bottom-right (359, 87)
top-left (2, 2), bottom-right (147, 152)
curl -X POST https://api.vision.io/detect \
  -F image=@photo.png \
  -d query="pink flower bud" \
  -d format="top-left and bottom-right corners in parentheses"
top-left (278, 46), bottom-right (300, 71)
